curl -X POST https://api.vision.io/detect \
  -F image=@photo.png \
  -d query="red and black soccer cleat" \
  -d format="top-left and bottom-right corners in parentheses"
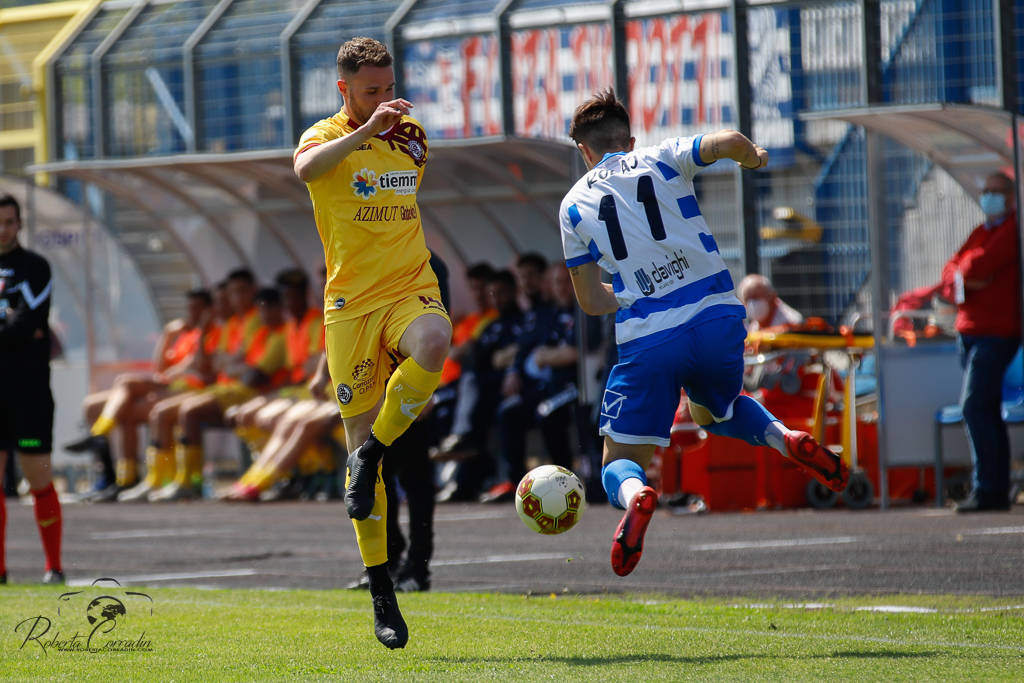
top-left (784, 430), bottom-right (849, 493)
top-left (610, 486), bottom-right (658, 577)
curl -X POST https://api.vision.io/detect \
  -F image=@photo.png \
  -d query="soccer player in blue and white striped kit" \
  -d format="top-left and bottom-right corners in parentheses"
top-left (559, 90), bottom-right (849, 577)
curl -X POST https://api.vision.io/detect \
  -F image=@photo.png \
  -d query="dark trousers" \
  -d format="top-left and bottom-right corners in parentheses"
top-left (496, 395), bottom-right (574, 484)
top-left (382, 419), bottom-right (435, 577)
top-left (958, 334), bottom-right (1021, 498)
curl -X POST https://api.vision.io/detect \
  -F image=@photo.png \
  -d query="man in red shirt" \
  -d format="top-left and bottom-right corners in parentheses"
top-left (942, 171), bottom-right (1022, 512)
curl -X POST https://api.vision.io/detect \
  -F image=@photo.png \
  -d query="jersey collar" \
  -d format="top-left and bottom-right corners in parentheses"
top-left (597, 151), bottom-right (627, 166)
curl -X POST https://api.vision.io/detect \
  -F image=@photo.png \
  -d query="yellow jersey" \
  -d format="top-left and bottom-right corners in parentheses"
top-left (296, 109), bottom-right (437, 325)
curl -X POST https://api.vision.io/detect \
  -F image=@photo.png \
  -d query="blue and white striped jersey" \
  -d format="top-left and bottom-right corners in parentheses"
top-left (558, 135), bottom-right (744, 348)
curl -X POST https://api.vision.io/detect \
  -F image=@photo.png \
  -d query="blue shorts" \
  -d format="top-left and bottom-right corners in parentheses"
top-left (599, 314), bottom-right (745, 447)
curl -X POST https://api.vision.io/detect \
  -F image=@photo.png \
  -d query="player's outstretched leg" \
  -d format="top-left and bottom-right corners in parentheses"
top-left (783, 431), bottom-right (848, 492)
top-left (344, 434), bottom-right (385, 520)
top-left (700, 395), bottom-right (849, 492)
top-left (602, 458), bottom-right (658, 577)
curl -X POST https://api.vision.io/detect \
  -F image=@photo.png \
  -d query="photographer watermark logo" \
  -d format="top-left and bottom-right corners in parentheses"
top-left (14, 578), bottom-right (155, 655)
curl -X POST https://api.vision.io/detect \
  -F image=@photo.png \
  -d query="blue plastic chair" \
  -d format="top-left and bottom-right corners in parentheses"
top-left (934, 346), bottom-right (1024, 506)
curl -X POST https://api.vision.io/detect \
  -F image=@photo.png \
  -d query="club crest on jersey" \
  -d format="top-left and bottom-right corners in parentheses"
top-left (381, 121), bottom-right (428, 167)
top-left (336, 383), bottom-right (353, 405)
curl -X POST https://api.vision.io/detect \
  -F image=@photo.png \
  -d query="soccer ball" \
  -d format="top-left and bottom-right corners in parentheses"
top-left (514, 465), bottom-right (585, 535)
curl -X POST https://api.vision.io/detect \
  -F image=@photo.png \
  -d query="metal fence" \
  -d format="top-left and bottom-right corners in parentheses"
top-left (42, 0), bottom-right (1024, 325)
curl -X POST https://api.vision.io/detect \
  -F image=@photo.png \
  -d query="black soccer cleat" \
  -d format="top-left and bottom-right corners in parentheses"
top-left (344, 438), bottom-right (384, 521)
top-left (372, 591), bottom-right (409, 649)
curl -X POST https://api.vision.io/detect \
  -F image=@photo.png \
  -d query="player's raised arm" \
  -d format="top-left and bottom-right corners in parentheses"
top-left (567, 261), bottom-right (619, 316)
top-left (698, 129), bottom-right (768, 170)
top-left (293, 98), bottom-right (412, 183)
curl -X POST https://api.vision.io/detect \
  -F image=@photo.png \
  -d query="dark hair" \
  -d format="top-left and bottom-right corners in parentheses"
top-left (275, 267), bottom-right (309, 291)
top-left (337, 37), bottom-right (392, 78)
top-left (568, 88), bottom-right (631, 154)
top-left (986, 171), bottom-right (1014, 193)
top-left (226, 268), bottom-right (255, 285)
top-left (466, 262), bottom-right (496, 282)
top-left (0, 193), bottom-right (21, 222)
top-left (255, 287), bottom-right (281, 306)
top-left (491, 269), bottom-right (518, 291)
top-left (187, 287), bottom-right (212, 306)
top-left (516, 252), bottom-right (548, 273)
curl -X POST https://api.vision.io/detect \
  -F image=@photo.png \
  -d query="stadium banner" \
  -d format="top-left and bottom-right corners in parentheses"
top-left (510, 23), bottom-right (614, 141)
top-left (625, 11), bottom-right (796, 166)
top-left (402, 35), bottom-right (502, 140)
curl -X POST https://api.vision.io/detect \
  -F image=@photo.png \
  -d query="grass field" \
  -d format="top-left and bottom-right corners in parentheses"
top-left (3, 585), bottom-right (1023, 681)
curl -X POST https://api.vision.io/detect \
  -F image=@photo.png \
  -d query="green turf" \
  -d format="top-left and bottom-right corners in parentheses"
top-left (2, 586), bottom-right (1023, 681)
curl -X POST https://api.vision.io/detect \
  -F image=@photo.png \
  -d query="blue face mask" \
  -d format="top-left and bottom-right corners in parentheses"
top-left (979, 192), bottom-right (1006, 218)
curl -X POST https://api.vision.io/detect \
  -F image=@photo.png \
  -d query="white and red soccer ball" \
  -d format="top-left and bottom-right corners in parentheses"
top-left (514, 465), bottom-right (585, 535)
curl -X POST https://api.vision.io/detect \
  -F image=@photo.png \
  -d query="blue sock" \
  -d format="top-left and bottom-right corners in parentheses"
top-left (702, 395), bottom-right (779, 447)
top-left (601, 459), bottom-right (647, 510)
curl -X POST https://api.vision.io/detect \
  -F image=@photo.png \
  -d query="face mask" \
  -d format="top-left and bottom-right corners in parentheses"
top-left (745, 298), bottom-right (769, 322)
top-left (979, 192), bottom-right (1006, 219)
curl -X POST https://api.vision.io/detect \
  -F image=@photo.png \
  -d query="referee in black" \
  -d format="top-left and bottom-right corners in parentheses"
top-left (0, 193), bottom-right (64, 584)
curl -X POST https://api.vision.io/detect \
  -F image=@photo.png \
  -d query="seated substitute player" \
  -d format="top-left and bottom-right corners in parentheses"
top-left (66, 287), bottom-right (216, 500)
top-left (133, 270), bottom-right (259, 502)
top-left (293, 36), bottom-right (451, 649)
top-left (558, 90), bottom-right (849, 577)
top-left (152, 286), bottom-right (289, 501)
top-left (223, 268), bottom-right (324, 456)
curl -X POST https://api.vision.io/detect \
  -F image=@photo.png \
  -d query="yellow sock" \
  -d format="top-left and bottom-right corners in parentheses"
top-left (144, 448), bottom-right (159, 485)
top-left (371, 357), bottom-right (441, 446)
top-left (316, 443), bottom-right (336, 473)
top-left (116, 459), bottom-right (138, 487)
top-left (91, 415), bottom-right (116, 437)
top-left (156, 447), bottom-right (176, 486)
top-left (250, 465), bottom-right (281, 492)
top-left (237, 464), bottom-right (259, 487)
top-left (174, 444), bottom-right (204, 488)
top-left (297, 446), bottom-right (320, 476)
top-left (144, 446), bottom-right (175, 487)
top-left (350, 461), bottom-right (388, 566)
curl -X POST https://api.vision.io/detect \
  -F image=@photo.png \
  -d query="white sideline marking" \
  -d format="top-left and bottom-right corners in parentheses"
top-left (87, 528), bottom-right (232, 540)
top-left (432, 552), bottom-right (569, 567)
top-left (734, 603), bottom-right (1024, 614)
top-left (740, 603), bottom-right (835, 610)
top-left (688, 536), bottom-right (861, 551)
top-left (428, 511), bottom-right (510, 523)
top-left (67, 569), bottom-right (258, 586)
top-left (854, 605), bottom-right (938, 614)
top-left (960, 526), bottom-right (1024, 536)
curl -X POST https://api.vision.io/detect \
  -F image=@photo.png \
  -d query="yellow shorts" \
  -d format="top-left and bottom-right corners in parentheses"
top-left (326, 288), bottom-right (449, 418)
top-left (204, 383), bottom-right (260, 411)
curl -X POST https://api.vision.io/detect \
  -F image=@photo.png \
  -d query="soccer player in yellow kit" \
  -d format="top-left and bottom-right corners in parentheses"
top-left (293, 37), bottom-right (451, 650)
